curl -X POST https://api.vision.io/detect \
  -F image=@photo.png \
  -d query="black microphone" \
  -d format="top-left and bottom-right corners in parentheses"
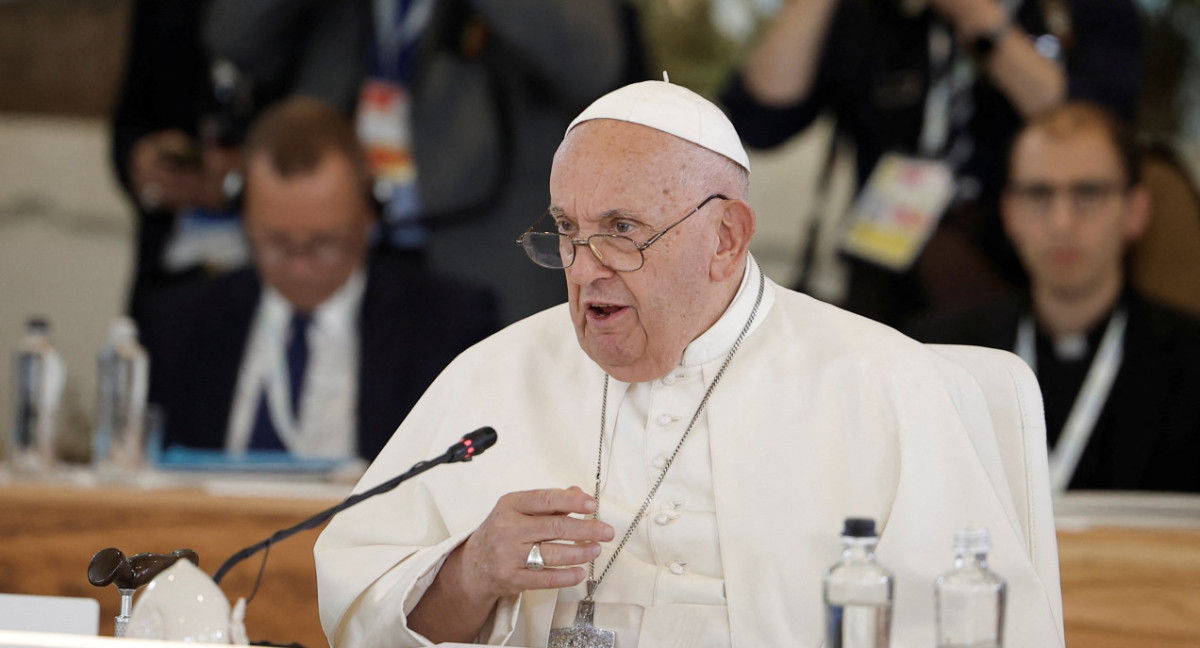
top-left (212, 426), bottom-right (498, 584)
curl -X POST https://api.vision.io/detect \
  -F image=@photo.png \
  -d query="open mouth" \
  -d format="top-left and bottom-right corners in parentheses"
top-left (588, 303), bottom-right (627, 320)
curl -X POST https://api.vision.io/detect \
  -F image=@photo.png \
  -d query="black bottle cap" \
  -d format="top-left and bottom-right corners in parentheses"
top-left (841, 517), bottom-right (877, 538)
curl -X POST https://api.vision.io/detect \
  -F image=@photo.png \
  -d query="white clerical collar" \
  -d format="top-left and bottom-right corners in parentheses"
top-left (262, 266), bottom-right (367, 333)
top-left (679, 254), bottom-right (774, 368)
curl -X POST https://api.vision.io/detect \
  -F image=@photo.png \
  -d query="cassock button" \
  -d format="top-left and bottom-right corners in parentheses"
top-left (668, 561), bottom-right (685, 575)
top-left (656, 413), bottom-right (676, 427)
top-left (652, 456), bottom-right (668, 469)
top-left (662, 373), bottom-right (677, 386)
top-left (654, 513), bottom-right (671, 525)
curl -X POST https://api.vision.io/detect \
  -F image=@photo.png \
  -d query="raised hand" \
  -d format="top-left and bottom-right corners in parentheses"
top-left (408, 486), bottom-right (615, 643)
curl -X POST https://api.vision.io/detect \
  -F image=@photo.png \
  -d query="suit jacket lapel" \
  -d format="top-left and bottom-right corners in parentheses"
top-left (189, 271), bottom-right (259, 448)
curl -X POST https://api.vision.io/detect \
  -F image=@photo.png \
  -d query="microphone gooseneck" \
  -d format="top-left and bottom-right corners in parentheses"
top-left (212, 426), bottom-right (498, 584)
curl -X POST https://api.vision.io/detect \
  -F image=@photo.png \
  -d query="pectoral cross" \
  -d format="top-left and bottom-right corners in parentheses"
top-left (547, 581), bottom-right (614, 648)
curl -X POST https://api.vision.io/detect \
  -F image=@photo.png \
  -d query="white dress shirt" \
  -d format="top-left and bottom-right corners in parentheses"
top-left (227, 269), bottom-right (366, 459)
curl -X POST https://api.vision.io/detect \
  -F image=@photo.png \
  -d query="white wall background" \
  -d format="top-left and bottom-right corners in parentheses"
top-left (0, 115), bottom-right (132, 460)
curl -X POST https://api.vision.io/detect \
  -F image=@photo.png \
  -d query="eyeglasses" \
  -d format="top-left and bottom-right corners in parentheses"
top-left (1006, 180), bottom-right (1127, 216)
top-left (516, 193), bottom-right (727, 272)
top-left (249, 231), bottom-right (362, 266)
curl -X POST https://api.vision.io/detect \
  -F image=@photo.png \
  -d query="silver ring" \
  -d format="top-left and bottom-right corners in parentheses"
top-left (525, 542), bottom-right (545, 571)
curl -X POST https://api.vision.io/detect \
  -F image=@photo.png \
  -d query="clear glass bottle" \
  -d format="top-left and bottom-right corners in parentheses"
top-left (823, 517), bottom-right (894, 648)
top-left (93, 317), bottom-right (150, 473)
top-left (9, 317), bottom-right (66, 471)
top-left (935, 527), bottom-right (1007, 648)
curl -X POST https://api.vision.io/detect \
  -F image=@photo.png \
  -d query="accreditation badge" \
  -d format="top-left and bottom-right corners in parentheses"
top-left (839, 153), bottom-right (955, 271)
top-left (355, 78), bottom-right (417, 189)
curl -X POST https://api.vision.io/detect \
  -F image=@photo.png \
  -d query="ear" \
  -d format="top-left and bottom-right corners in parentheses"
top-left (711, 198), bottom-right (756, 282)
top-left (1124, 184), bottom-right (1151, 241)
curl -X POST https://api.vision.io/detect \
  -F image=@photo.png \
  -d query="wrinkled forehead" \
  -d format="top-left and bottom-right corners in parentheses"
top-left (551, 120), bottom-right (703, 212)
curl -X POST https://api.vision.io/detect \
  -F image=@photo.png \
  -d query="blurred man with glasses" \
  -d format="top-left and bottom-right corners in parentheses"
top-left (143, 97), bottom-right (498, 464)
top-left (314, 80), bottom-right (1064, 647)
top-left (911, 102), bottom-right (1200, 492)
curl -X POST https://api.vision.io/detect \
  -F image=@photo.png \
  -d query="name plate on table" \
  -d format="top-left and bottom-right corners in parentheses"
top-left (0, 595), bottom-right (99, 636)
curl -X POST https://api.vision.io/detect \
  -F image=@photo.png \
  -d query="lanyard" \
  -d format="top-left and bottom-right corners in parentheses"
top-left (918, 0), bottom-right (1023, 158)
top-left (263, 340), bottom-right (303, 447)
top-left (1015, 308), bottom-right (1127, 493)
top-left (371, 0), bottom-right (432, 81)
top-left (918, 21), bottom-right (971, 157)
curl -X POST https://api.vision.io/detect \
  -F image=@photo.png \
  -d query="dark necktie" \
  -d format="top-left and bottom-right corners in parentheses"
top-left (248, 312), bottom-right (311, 451)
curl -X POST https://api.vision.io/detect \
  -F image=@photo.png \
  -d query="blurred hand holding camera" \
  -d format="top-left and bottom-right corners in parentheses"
top-left (130, 129), bottom-right (240, 212)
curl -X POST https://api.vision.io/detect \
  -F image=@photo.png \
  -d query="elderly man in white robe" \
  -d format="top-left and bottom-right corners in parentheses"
top-left (314, 80), bottom-right (1065, 647)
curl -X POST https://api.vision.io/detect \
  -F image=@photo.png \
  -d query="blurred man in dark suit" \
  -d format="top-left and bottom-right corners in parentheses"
top-left (910, 102), bottom-right (1200, 492)
top-left (144, 97), bottom-right (498, 462)
top-left (203, 0), bottom-right (630, 325)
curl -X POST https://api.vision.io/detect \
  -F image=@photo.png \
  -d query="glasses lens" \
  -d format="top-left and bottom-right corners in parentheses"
top-left (1070, 182), bottom-right (1118, 213)
top-left (522, 233), bottom-right (571, 269)
top-left (590, 235), bottom-right (642, 272)
top-left (1011, 185), bottom-right (1054, 214)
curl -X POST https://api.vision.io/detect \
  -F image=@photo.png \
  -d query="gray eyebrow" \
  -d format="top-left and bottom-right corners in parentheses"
top-left (546, 206), bottom-right (646, 223)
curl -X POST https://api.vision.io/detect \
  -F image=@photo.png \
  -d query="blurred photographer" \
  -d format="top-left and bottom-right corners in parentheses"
top-left (112, 0), bottom-right (254, 328)
top-left (722, 0), bottom-right (1143, 327)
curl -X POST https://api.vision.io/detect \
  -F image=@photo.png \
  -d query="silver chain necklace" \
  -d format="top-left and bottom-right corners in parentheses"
top-left (587, 262), bottom-right (765, 596)
top-left (548, 264), bottom-right (765, 648)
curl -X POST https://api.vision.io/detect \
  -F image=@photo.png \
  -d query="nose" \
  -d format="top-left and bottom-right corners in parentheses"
top-left (1047, 193), bottom-right (1076, 232)
top-left (281, 250), bottom-right (321, 272)
top-left (565, 238), bottom-right (615, 285)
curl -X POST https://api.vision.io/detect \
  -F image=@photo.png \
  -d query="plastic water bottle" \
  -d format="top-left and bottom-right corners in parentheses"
top-left (93, 317), bottom-right (150, 473)
top-left (823, 517), bottom-right (893, 648)
top-left (8, 317), bottom-right (66, 471)
top-left (935, 527), bottom-right (1007, 648)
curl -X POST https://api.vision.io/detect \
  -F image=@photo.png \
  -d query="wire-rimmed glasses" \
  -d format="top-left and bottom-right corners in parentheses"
top-left (516, 193), bottom-right (727, 272)
top-left (1005, 180), bottom-right (1127, 217)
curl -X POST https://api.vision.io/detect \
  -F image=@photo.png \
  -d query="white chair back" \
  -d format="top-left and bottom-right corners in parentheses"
top-left (927, 343), bottom-right (1063, 628)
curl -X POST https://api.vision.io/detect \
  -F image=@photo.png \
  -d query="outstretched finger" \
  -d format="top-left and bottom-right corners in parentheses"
top-left (502, 487), bottom-right (597, 517)
top-left (517, 564), bottom-right (589, 591)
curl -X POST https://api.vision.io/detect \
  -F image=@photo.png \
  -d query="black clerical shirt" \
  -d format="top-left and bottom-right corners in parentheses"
top-left (907, 290), bottom-right (1200, 492)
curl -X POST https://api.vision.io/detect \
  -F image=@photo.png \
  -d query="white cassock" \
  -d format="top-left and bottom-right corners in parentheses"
top-left (314, 258), bottom-right (1065, 648)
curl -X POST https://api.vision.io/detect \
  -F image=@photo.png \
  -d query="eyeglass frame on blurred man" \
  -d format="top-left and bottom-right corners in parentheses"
top-left (1004, 179), bottom-right (1130, 217)
top-left (247, 226), bottom-right (369, 267)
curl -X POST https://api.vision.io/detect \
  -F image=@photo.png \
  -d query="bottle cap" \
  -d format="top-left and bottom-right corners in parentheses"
top-left (841, 517), bottom-right (877, 538)
top-left (108, 316), bottom-right (139, 345)
top-left (953, 527), bottom-right (991, 554)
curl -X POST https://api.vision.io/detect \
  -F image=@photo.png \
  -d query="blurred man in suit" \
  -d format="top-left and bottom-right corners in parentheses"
top-left (203, 0), bottom-right (630, 325)
top-left (910, 102), bottom-right (1200, 492)
top-left (144, 97), bottom-right (499, 462)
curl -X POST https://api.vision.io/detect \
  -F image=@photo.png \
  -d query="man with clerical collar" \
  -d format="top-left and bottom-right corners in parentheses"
top-left (314, 80), bottom-right (1064, 646)
top-left (910, 102), bottom-right (1200, 493)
